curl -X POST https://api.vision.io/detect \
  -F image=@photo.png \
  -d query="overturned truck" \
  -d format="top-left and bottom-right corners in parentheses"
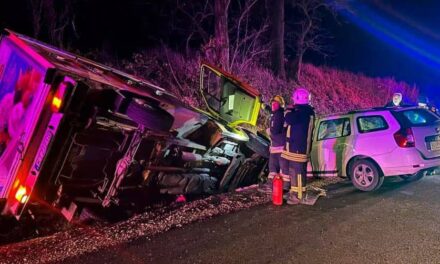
top-left (0, 30), bottom-right (269, 221)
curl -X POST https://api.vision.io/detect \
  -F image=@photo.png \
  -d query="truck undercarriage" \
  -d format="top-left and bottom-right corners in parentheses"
top-left (37, 88), bottom-right (268, 220)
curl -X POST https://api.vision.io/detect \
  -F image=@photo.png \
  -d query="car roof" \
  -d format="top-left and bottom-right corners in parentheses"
top-left (319, 105), bottom-right (421, 120)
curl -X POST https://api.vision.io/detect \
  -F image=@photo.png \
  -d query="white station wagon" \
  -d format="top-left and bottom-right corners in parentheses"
top-left (308, 106), bottom-right (440, 191)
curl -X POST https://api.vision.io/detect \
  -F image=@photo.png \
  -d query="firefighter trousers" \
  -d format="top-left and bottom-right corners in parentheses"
top-left (281, 160), bottom-right (307, 199)
top-left (269, 153), bottom-right (290, 189)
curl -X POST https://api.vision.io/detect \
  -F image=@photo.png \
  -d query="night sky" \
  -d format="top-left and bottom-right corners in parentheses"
top-left (0, 0), bottom-right (439, 103)
top-left (323, 0), bottom-right (440, 103)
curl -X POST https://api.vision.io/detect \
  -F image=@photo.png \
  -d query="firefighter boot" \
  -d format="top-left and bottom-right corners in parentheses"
top-left (258, 180), bottom-right (272, 194)
top-left (286, 191), bottom-right (300, 205)
top-left (287, 172), bottom-right (305, 205)
top-left (258, 175), bottom-right (275, 194)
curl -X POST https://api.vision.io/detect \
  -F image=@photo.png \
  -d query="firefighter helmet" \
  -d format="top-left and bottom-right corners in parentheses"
top-left (292, 88), bottom-right (311, 105)
top-left (392, 93), bottom-right (403, 106)
top-left (270, 95), bottom-right (285, 108)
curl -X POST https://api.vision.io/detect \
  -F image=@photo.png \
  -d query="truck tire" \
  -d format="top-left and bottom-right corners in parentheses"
top-left (350, 159), bottom-right (384, 192)
top-left (245, 132), bottom-right (270, 159)
top-left (219, 155), bottom-right (245, 191)
top-left (126, 99), bottom-right (174, 132)
top-left (227, 154), bottom-right (263, 191)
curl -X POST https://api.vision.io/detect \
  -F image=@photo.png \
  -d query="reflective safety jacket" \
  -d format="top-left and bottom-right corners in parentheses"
top-left (281, 104), bottom-right (315, 163)
top-left (269, 108), bottom-right (285, 153)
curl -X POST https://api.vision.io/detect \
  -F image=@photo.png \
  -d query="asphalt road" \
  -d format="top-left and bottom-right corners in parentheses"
top-left (65, 175), bottom-right (440, 264)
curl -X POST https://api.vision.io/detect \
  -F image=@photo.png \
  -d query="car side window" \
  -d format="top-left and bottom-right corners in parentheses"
top-left (357, 115), bottom-right (388, 133)
top-left (317, 118), bottom-right (351, 141)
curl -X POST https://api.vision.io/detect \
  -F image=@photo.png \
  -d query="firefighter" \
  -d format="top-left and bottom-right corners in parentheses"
top-left (259, 95), bottom-right (289, 193)
top-left (281, 88), bottom-right (315, 205)
top-left (385, 93), bottom-right (403, 107)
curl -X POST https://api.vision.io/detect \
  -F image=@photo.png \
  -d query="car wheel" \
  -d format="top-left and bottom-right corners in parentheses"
top-left (244, 131), bottom-right (270, 159)
top-left (399, 171), bottom-right (426, 182)
top-left (126, 98), bottom-right (174, 132)
top-left (350, 159), bottom-right (384, 191)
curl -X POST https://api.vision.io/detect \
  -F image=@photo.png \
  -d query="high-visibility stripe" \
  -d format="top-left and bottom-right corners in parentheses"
top-left (268, 172), bottom-right (277, 179)
top-left (270, 146), bottom-right (284, 153)
top-left (287, 125), bottom-right (291, 139)
top-left (280, 173), bottom-right (290, 182)
top-left (281, 155), bottom-right (308, 162)
top-left (281, 151), bottom-right (308, 162)
top-left (281, 151), bottom-right (307, 158)
top-left (290, 186), bottom-right (306, 192)
top-left (298, 173), bottom-right (303, 200)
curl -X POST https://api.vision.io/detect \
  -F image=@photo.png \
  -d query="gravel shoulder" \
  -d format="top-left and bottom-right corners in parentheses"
top-left (0, 176), bottom-right (371, 264)
top-left (62, 175), bottom-right (440, 264)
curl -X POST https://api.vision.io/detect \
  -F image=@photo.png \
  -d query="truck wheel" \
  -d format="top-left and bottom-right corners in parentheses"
top-left (126, 99), bottom-right (174, 132)
top-left (244, 132), bottom-right (270, 159)
top-left (350, 159), bottom-right (384, 191)
top-left (227, 154), bottom-right (263, 191)
top-left (219, 155), bottom-right (244, 191)
top-left (400, 171), bottom-right (426, 182)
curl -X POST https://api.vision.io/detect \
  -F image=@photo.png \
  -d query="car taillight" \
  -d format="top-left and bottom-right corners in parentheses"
top-left (394, 128), bottom-right (415, 148)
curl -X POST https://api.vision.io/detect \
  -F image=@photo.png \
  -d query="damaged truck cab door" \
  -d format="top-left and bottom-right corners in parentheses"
top-left (199, 63), bottom-right (261, 128)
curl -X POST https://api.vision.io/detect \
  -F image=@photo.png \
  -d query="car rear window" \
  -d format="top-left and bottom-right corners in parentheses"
top-left (357, 115), bottom-right (388, 133)
top-left (396, 109), bottom-right (439, 127)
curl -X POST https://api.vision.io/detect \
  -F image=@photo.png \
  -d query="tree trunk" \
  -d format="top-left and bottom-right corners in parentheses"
top-left (292, 31), bottom-right (306, 82)
top-left (215, 0), bottom-right (230, 70)
top-left (292, 50), bottom-right (304, 82)
top-left (269, 0), bottom-right (286, 79)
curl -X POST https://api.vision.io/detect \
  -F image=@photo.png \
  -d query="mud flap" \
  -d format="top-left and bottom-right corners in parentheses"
top-left (61, 202), bottom-right (78, 222)
top-left (301, 186), bottom-right (327, 206)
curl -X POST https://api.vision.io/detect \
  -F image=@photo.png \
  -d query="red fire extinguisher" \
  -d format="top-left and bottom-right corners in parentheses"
top-left (272, 175), bottom-right (283, 206)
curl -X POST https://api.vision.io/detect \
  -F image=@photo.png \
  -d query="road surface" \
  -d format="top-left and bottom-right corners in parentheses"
top-left (64, 175), bottom-right (440, 264)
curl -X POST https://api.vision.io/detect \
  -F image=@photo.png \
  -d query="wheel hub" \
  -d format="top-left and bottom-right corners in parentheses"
top-left (354, 164), bottom-right (374, 187)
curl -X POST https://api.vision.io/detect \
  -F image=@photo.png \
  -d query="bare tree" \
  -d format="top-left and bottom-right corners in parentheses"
top-left (229, 0), bottom-right (270, 73)
top-left (175, 0), bottom-right (269, 73)
top-left (288, 0), bottom-right (344, 81)
top-left (214, 0), bottom-right (231, 70)
top-left (28, 0), bottom-right (76, 48)
top-left (175, 0), bottom-right (213, 56)
top-left (268, 0), bottom-right (286, 79)
top-left (29, 0), bottom-right (44, 38)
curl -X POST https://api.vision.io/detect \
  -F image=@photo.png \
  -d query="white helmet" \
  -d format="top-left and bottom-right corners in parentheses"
top-left (292, 88), bottom-right (311, 105)
top-left (392, 93), bottom-right (402, 106)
